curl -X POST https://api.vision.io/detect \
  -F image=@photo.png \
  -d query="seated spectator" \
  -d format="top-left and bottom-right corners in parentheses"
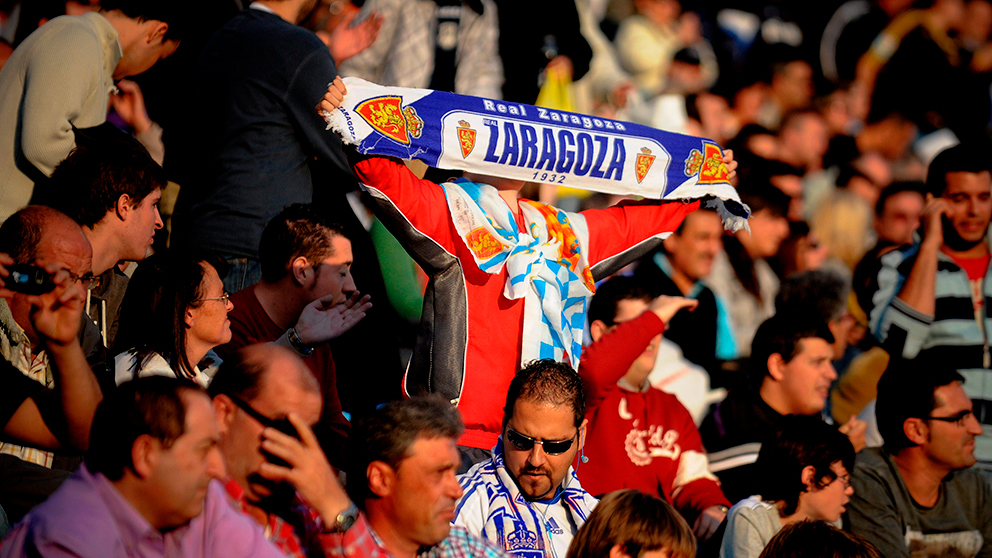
top-left (776, 110), bottom-right (830, 176)
top-left (578, 277), bottom-right (730, 541)
top-left (0, 206), bottom-right (100, 468)
top-left (216, 204), bottom-right (370, 464)
top-left (721, 416), bottom-right (855, 558)
top-left (0, 0), bottom-right (190, 222)
top-left (566, 489), bottom-right (695, 558)
top-left (114, 251), bottom-right (232, 388)
top-left (209, 344), bottom-right (355, 557)
top-left (775, 270), bottom-right (858, 364)
top-left (700, 315), bottom-right (842, 503)
top-left (0, 376), bottom-right (283, 558)
top-left (42, 130), bottom-right (165, 348)
top-left (342, 396), bottom-right (510, 557)
top-left (634, 208), bottom-right (732, 384)
top-left (848, 364), bottom-right (992, 557)
top-left (0, 248), bottom-right (102, 521)
top-left (707, 182), bottom-right (790, 357)
top-left (808, 191), bottom-right (874, 272)
top-left (757, 520), bottom-right (881, 558)
top-left (455, 359), bottom-right (599, 557)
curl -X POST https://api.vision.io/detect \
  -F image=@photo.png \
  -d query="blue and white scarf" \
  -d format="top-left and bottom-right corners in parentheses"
top-left (442, 179), bottom-right (592, 369)
top-left (322, 78), bottom-right (750, 230)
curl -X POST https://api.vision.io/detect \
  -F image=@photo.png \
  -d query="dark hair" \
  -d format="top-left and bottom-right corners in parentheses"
top-left (736, 180), bottom-right (791, 218)
top-left (758, 520), bottom-right (882, 558)
top-left (587, 276), bottom-right (652, 327)
top-left (0, 206), bottom-right (74, 264)
top-left (926, 143), bottom-right (992, 198)
top-left (116, 250), bottom-right (228, 379)
top-left (750, 314), bottom-right (834, 386)
top-left (46, 126), bottom-right (165, 228)
top-left (566, 490), bottom-right (695, 558)
top-left (877, 360), bottom-right (965, 452)
top-left (258, 204), bottom-right (348, 283)
top-left (347, 396), bottom-right (464, 505)
top-left (503, 359), bottom-right (585, 430)
top-left (87, 376), bottom-right (203, 480)
top-left (775, 269), bottom-right (850, 323)
top-left (671, 205), bottom-right (720, 237)
top-left (874, 181), bottom-right (925, 216)
top-left (101, 0), bottom-right (193, 41)
top-left (755, 416), bottom-right (855, 516)
top-left (207, 347), bottom-right (269, 403)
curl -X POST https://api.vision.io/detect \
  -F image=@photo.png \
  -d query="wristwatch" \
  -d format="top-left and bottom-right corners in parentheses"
top-left (287, 327), bottom-right (314, 357)
top-left (329, 502), bottom-right (360, 533)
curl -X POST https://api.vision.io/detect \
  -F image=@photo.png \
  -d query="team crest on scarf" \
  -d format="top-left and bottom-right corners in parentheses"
top-left (683, 142), bottom-right (731, 185)
top-left (635, 147), bottom-right (656, 184)
top-left (355, 96), bottom-right (424, 145)
top-left (457, 120), bottom-right (476, 158)
top-left (467, 226), bottom-right (502, 258)
top-left (523, 201), bottom-right (596, 292)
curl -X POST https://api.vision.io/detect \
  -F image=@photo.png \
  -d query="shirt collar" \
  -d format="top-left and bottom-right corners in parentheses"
top-left (250, 3), bottom-right (278, 14)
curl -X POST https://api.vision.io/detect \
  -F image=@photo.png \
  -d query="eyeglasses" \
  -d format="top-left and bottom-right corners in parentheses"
top-left (505, 428), bottom-right (577, 455)
top-left (227, 395), bottom-right (299, 439)
top-left (924, 410), bottom-right (975, 428)
top-left (194, 292), bottom-right (231, 304)
top-left (66, 271), bottom-right (101, 291)
top-left (832, 474), bottom-right (851, 489)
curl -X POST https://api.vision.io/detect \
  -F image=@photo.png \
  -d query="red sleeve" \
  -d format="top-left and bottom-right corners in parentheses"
top-left (667, 398), bottom-right (732, 516)
top-left (581, 199), bottom-right (701, 270)
top-left (579, 311), bottom-right (665, 410)
top-left (351, 155), bottom-right (460, 254)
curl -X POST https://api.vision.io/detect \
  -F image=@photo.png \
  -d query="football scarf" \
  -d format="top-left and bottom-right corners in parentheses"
top-left (322, 78), bottom-right (750, 230)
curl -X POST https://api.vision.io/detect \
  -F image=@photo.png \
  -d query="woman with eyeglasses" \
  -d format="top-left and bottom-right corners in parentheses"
top-left (113, 250), bottom-right (233, 388)
top-left (720, 415), bottom-right (856, 558)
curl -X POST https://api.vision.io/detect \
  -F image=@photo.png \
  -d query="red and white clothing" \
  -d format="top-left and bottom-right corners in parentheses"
top-left (577, 311), bottom-right (729, 520)
top-left (353, 155), bottom-right (699, 449)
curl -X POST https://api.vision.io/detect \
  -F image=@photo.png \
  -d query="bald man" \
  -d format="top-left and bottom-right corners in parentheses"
top-left (208, 344), bottom-right (351, 558)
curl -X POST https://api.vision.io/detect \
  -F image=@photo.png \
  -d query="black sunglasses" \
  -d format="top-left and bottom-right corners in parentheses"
top-left (228, 395), bottom-right (299, 440)
top-left (506, 428), bottom-right (576, 456)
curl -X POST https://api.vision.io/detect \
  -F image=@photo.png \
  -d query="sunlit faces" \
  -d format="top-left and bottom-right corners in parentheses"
top-left (502, 399), bottom-right (585, 501)
top-left (798, 461), bottom-right (853, 523)
top-left (770, 337), bottom-right (837, 416)
top-left (941, 171), bottom-right (992, 246)
top-left (122, 187), bottom-right (164, 261)
top-left (387, 436), bottom-right (463, 548)
top-left (187, 264), bottom-right (233, 349)
top-left (145, 391), bottom-right (225, 530)
top-left (309, 235), bottom-right (355, 305)
top-left (921, 382), bottom-right (984, 471)
top-left (664, 210), bottom-right (723, 282)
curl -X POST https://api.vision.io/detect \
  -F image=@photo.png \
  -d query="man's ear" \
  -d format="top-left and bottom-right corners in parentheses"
top-left (589, 320), bottom-right (609, 343)
top-left (367, 461), bottom-right (396, 498)
top-left (800, 465), bottom-right (817, 490)
top-left (767, 353), bottom-right (786, 381)
top-left (116, 194), bottom-right (133, 221)
top-left (131, 434), bottom-right (158, 479)
top-left (145, 20), bottom-right (169, 45)
top-left (608, 544), bottom-right (632, 558)
top-left (290, 257), bottom-right (311, 286)
top-left (577, 418), bottom-right (589, 452)
top-left (212, 395), bottom-right (236, 436)
top-left (903, 418), bottom-right (928, 446)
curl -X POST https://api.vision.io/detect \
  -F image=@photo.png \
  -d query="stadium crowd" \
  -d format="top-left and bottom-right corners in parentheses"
top-left (0, 0), bottom-right (990, 556)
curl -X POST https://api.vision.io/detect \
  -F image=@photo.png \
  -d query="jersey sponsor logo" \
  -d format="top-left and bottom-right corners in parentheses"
top-left (355, 96), bottom-right (423, 145)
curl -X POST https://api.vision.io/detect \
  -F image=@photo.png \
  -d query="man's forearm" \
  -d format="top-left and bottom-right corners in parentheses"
top-left (894, 240), bottom-right (940, 317)
top-left (47, 340), bottom-right (101, 451)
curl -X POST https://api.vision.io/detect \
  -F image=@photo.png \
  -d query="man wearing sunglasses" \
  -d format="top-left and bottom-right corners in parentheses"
top-left (848, 363), bottom-right (992, 558)
top-left (209, 343), bottom-right (358, 558)
top-left (454, 359), bottom-right (599, 558)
